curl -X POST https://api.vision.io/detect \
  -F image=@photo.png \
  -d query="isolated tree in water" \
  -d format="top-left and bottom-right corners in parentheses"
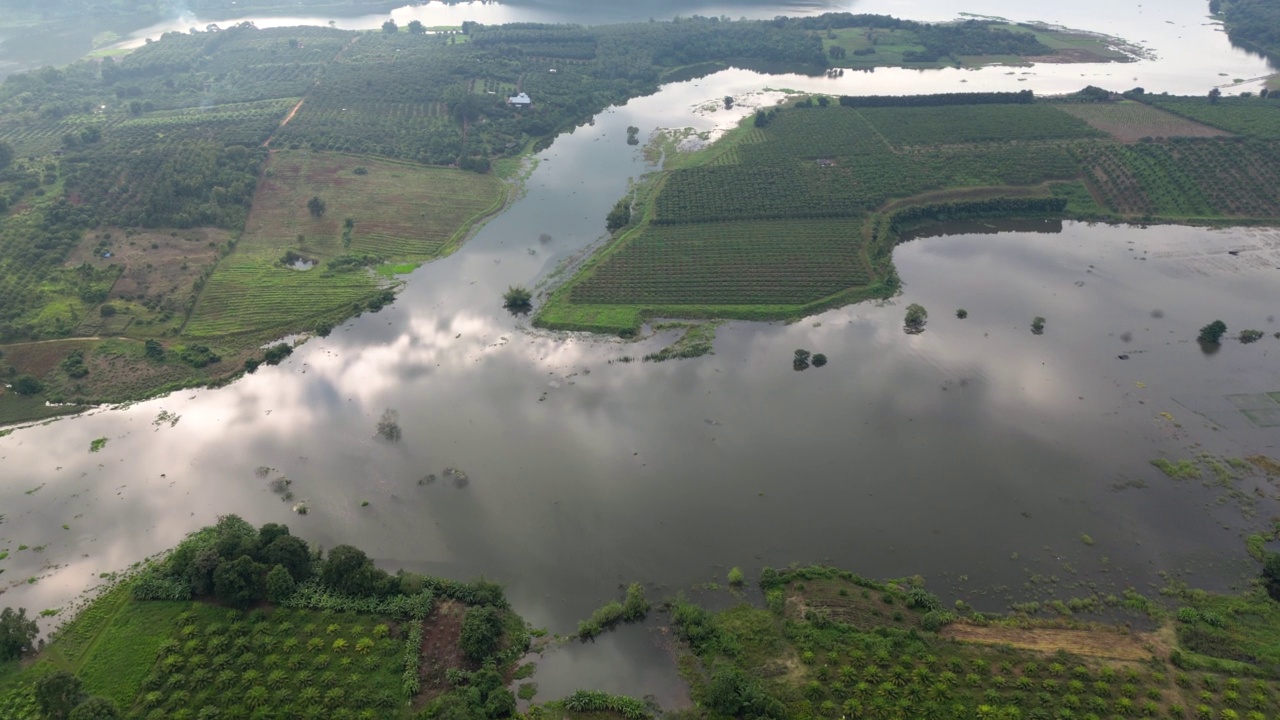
top-left (1198, 320), bottom-right (1227, 344)
top-left (904, 303), bottom-right (928, 334)
top-left (307, 195), bottom-right (326, 218)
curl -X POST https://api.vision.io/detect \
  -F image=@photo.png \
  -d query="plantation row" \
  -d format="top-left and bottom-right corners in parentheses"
top-left (570, 219), bottom-right (870, 306)
top-left (655, 107), bottom-right (1084, 225)
top-left (1144, 95), bottom-right (1280, 138)
top-left (1074, 139), bottom-right (1280, 218)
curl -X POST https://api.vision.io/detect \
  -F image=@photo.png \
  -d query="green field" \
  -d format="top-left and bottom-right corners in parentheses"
top-left (1145, 95), bottom-right (1280, 138)
top-left (537, 95), bottom-right (1280, 334)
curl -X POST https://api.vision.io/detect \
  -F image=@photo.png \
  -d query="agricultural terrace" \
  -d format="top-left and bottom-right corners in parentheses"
top-left (537, 93), bottom-right (1280, 334)
top-left (671, 565), bottom-right (1280, 720)
top-left (1055, 101), bottom-right (1231, 143)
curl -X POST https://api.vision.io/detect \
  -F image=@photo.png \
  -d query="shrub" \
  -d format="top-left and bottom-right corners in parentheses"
top-left (1239, 329), bottom-right (1264, 344)
top-left (956, 308), bottom-right (968, 318)
top-left (728, 567), bottom-right (745, 587)
top-left (811, 353), bottom-right (827, 367)
top-left (11, 374), bottom-right (43, 396)
top-left (1031, 316), bottom-right (1046, 335)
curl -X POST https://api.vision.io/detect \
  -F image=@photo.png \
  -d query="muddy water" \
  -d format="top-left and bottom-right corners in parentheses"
top-left (2, 0), bottom-right (1280, 705)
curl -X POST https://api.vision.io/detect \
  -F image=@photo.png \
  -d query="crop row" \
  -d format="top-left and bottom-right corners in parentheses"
top-left (570, 219), bottom-right (870, 306)
top-left (1074, 139), bottom-right (1280, 218)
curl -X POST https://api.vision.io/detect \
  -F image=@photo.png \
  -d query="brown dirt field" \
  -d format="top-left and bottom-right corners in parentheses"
top-left (65, 228), bottom-right (227, 312)
top-left (1056, 101), bottom-right (1232, 143)
top-left (2, 338), bottom-right (98, 376)
top-left (942, 622), bottom-right (1159, 661)
top-left (417, 600), bottom-right (469, 703)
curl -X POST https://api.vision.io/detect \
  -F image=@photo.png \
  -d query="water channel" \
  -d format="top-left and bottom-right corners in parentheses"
top-left (1, 0), bottom-right (1278, 704)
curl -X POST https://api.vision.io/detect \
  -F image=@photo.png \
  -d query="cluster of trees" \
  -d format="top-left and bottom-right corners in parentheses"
top-left (135, 515), bottom-right (317, 607)
top-left (1216, 0), bottom-right (1280, 57)
top-left (839, 90), bottom-right (1035, 107)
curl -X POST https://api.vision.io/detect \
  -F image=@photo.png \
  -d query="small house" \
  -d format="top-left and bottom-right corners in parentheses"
top-left (508, 92), bottom-right (531, 106)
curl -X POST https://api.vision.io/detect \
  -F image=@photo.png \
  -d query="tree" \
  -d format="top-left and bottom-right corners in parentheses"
top-left (35, 671), bottom-right (85, 720)
top-left (605, 197), bottom-right (631, 231)
top-left (407, 20), bottom-right (426, 34)
top-left (0, 141), bottom-right (13, 170)
top-left (0, 607), bottom-right (38, 661)
top-left (265, 564), bottom-right (297, 603)
top-left (262, 534), bottom-right (312, 581)
top-left (793, 348), bottom-right (810, 371)
top-left (502, 286), bottom-right (532, 311)
top-left (904, 304), bottom-right (928, 334)
top-left (69, 697), bottom-right (120, 720)
top-left (212, 555), bottom-right (265, 608)
top-left (1209, 87), bottom-right (1222, 104)
top-left (321, 545), bottom-right (387, 596)
top-left (144, 339), bottom-right (164, 361)
top-left (1031, 316), bottom-right (1046, 335)
top-left (1198, 320), bottom-right (1228, 344)
top-left (723, 95), bottom-right (734, 109)
top-left (382, 19), bottom-right (398, 33)
top-left (307, 196), bottom-right (326, 218)
top-left (459, 606), bottom-right (503, 661)
top-left (11, 374), bottom-right (43, 395)
top-left (956, 308), bottom-right (968, 319)
top-left (811, 353), bottom-right (828, 367)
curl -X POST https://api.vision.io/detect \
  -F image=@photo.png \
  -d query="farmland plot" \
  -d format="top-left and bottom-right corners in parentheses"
top-left (1055, 100), bottom-right (1231, 142)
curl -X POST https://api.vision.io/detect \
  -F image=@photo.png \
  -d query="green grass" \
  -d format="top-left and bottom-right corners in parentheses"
top-left (858, 104), bottom-right (1104, 146)
top-left (1152, 458), bottom-right (1203, 480)
top-left (1145, 95), bottom-right (1280, 138)
top-left (185, 253), bottom-right (385, 337)
top-left (78, 600), bottom-right (189, 707)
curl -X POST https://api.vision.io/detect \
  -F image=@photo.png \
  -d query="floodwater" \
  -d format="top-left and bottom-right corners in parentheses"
top-left (2, 0), bottom-right (1280, 706)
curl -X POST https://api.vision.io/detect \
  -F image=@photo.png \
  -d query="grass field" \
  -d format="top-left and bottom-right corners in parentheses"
top-left (184, 150), bottom-right (506, 337)
top-left (1054, 101), bottom-right (1232, 142)
top-left (858, 104), bottom-right (1104, 145)
top-left (240, 151), bottom-right (506, 261)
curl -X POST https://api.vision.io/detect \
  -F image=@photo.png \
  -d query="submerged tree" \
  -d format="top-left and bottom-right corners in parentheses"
top-left (375, 409), bottom-right (401, 442)
top-left (1239, 329), bottom-right (1264, 344)
top-left (502, 285), bottom-right (533, 312)
top-left (811, 353), bottom-right (828, 368)
top-left (793, 348), bottom-right (810, 371)
top-left (904, 304), bottom-right (928, 334)
top-left (1031, 316), bottom-right (1046, 335)
top-left (1198, 320), bottom-right (1228, 344)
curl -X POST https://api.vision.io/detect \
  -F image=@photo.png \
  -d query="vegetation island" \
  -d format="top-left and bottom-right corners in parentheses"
top-left (5, 517), bottom-right (1280, 719)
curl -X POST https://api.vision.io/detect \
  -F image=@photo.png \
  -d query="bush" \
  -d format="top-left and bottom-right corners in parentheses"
top-left (262, 343), bottom-right (292, 365)
top-left (728, 567), bottom-right (745, 586)
top-left (622, 583), bottom-right (649, 622)
top-left (1239, 329), bottom-right (1264, 344)
top-left (811, 353), bottom-right (827, 367)
top-left (11, 374), bottom-right (43, 395)
top-left (1031, 316), bottom-right (1046, 335)
top-left (956, 308), bottom-right (968, 318)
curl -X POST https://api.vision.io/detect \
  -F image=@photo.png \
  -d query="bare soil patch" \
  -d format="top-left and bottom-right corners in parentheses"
top-left (418, 600), bottom-right (469, 703)
top-left (65, 228), bottom-right (227, 314)
top-left (942, 622), bottom-right (1158, 661)
top-left (3, 338), bottom-right (98, 376)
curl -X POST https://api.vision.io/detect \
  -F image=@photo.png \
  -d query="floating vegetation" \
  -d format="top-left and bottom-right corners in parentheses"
top-left (643, 323), bottom-right (717, 362)
top-left (444, 467), bottom-right (469, 488)
top-left (1031, 315), bottom-right (1046, 335)
top-left (1239, 328), bottom-right (1265, 344)
top-left (152, 410), bottom-right (181, 427)
top-left (89, 437), bottom-right (108, 453)
top-left (255, 466), bottom-right (273, 478)
top-left (418, 474), bottom-right (437, 486)
top-left (1081, 534), bottom-right (1096, 546)
top-left (1151, 458), bottom-right (1200, 480)
top-left (292, 502), bottom-right (310, 515)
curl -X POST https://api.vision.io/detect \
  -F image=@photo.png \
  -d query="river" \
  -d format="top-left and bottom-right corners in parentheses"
top-left (2, 0), bottom-right (1279, 706)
